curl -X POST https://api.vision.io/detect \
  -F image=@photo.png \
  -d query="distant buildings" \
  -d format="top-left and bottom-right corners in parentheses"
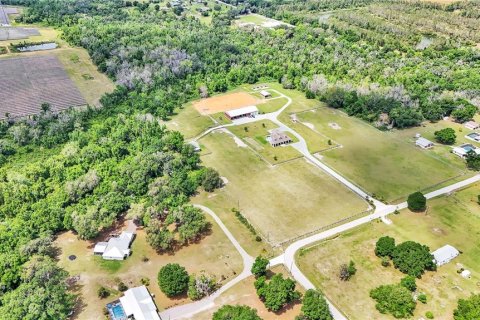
top-left (94, 223), bottom-right (136, 260)
top-left (415, 137), bottom-right (434, 149)
top-left (432, 244), bottom-right (459, 266)
top-left (452, 143), bottom-right (480, 158)
top-left (106, 286), bottom-right (161, 320)
top-left (464, 121), bottom-right (480, 130)
top-left (465, 132), bottom-right (480, 142)
top-left (225, 105), bottom-right (258, 120)
top-left (267, 129), bottom-right (292, 147)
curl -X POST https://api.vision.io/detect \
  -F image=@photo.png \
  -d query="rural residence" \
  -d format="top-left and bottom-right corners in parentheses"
top-left (267, 129), bottom-right (293, 147)
top-left (464, 121), bottom-right (480, 130)
top-left (94, 222), bottom-right (136, 260)
top-left (106, 285), bottom-right (161, 320)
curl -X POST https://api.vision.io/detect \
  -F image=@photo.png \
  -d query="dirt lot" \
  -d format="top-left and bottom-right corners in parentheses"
top-left (194, 92), bottom-right (260, 115)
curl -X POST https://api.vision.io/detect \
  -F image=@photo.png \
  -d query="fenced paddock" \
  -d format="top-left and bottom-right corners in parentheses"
top-left (0, 55), bottom-right (86, 119)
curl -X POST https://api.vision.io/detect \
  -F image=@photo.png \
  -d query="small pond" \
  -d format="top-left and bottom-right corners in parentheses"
top-left (17, 42), bottom-right (58, 52)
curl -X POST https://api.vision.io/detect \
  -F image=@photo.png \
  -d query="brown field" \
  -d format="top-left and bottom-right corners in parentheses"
top-left (194, 92), bottom-right (260, 115)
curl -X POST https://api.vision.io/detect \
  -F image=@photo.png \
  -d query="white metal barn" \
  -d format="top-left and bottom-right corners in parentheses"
top-left (432, 244), bottom-right (460, 266)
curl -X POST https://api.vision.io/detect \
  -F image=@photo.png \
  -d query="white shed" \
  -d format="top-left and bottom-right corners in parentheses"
top-left (461, 270), bottom-right (471, 279)
top-left (432, 244), bottom-right (460, 266)
top-left (260, 90), bottom-right (271, 98)
top-left (416, 137), bottom-right (434, 149)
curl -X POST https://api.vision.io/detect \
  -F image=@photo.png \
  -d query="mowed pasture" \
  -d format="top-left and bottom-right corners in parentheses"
top-left (295, 108), bottom-right (464, 202)
top-left (55, 216), bottom-right (243, 320)
top-left (296, 183), bottom-right (480, 320)
top-left (194, 266), bottom-right (304, 320)
top-left (197, 130), bottom-right (369, 246)
top-left (0, 55), bottom-right (86, 119)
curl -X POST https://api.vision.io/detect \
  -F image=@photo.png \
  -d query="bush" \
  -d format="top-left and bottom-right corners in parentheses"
top-left (400, 275), bottom-right (417, 292)
top-left (426, 311), bottom-right (434, 319)
top-left (117, 282), bottom-right (128, 292)
top-left (370, 284), bottom-right (416, 318)
top-left (418, 293), bottom-right (427, 304)
top-left (140, 277), bottom-right (150, 286)
top-left (375, 236), bottom-right (396, 257)
top-left (212, 305), bottom-right (261, 320)
top-left (339, 260), bottom-right (356, 281)
top-left (97, 286), bottom-right (110, 298)
top-left (254, 274), bottom-right (301, 312)
top-left (251, 256), bottom-right (269, 278)
top-left (381, 256), bottom-right (391, 267)
top-left (407, 191), bottom-right (427, 212)
top-left (158, 263), bottom-right (189, 297)
top-left (187, 273), bottom-right (216, 300)
top-left (454, 294), bottom-right (480, 319)
top-left (434, 128), bottom-right (456, 145)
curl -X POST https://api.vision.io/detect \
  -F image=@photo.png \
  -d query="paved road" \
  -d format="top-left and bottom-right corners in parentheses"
top-left (0, 0), bottom-right (9, 26)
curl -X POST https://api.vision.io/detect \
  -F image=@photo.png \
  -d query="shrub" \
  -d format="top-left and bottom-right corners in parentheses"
top-left (375, 236), bottom-right (396, 257)
top-left (140, 277), bottom-right (150, 286)
top-left (97, 286), bottom-right (110, 298)
top-left (426, 311), bottom-right (434, 319)
top-left (407, 191), bottom-right (427, 212)
top-left (418, 293), bottom-right (427, 304)
top-left (118, 281), bottom-right (128, 292)
top-left (370, 284), bottom-right (416, 318)
top-left (158, 263), bottom-right (189, 297)
top-left (187, 273), bottom-right (216, 300)
top-left (454, 294), bottom-right (480, 319)
top-left (381, 256), bottom-right (391, 267)
top-left (434, 128), bottom-right (456, 145)
top-left (251, 256), bottom-right (269, 278)
top-left (400, 275), bottom-right (417, 292)
top-left (212, 305), bottom-right (261, 320)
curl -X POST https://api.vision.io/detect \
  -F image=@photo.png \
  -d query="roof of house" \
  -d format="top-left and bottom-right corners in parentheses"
top-left (260, 90), bottom-right (271, 97)
top-left (416, 137), bottom-right (433, 147)
top-left (465, 121), bottom-right (479, 128)
top-left (94, 242), bottom-right (108, 254)
top-left (102, 231), bottom-right (135, 259)
top-left (119, 286), bottom-right (161, 320)
top-left (432, 244), bottom-right (459, 263)
top-left (453, 144), bottom-right (480, 156)
top-left (225, 105), bottom-right (258, 118)
top-left (268, 129), bottom-right (292, 145)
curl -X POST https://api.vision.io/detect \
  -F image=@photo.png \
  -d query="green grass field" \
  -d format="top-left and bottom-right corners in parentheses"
top-left (257, 97), bottom-right (288, 113)
top-left (296, 183), bottom-right (480, 320)
top-left (295, 107), bottom-right (465, 202)
top-left (229, 120), bottom-right (301, 164)
top-left (163, 103), bottom-right (215, 139)
top-left (197, 131), bottom-right (369, 246)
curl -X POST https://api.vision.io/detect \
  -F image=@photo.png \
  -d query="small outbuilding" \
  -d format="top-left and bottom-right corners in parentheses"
top-left (225, 105), bottom-right (258, 120)
top-left (188, 140), bottom-right (201, 152)
top-left (259, 90), bottom-right (271, 98)
top-left (464, 121), bottom-right (480, 130)
top-left (267, 129), bottom-right (292, 147)
top-left (432, 244), bottom-right (460, 266)
top-left (416, 137), bottom-right (434, 149)
top-left (461, 270), bottom-right (471, 279)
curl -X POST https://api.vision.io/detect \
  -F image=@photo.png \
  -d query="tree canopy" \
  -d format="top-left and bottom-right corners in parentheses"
top-left (391, 241), bottom-right (436, 278)
top-left (454, 294), bottom-right (480, 320)
top-left (375, 236), bottom-right (396, 258)
top-left (254, 274), bottom-right (301, 312)
top-left (370, 284), bottom-right (416, 318)
top-left (251, 256), bottom-right (269, 278)
top-left (297, 289), bottom-right (333, 320)
top-left (434, 128), bottom-right (456, 145)
top-left (158, 263), bottom-right (190, 297)
top-left (212, 305), bottom-right (262, 320)
top-left (407, 191), bottom-right (427, 212)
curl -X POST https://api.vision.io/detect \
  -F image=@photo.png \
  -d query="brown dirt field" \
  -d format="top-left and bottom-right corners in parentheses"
top-left (194, 92), bottom-right (260, 115)
top-left (195, 266), bottom-right (304, 320)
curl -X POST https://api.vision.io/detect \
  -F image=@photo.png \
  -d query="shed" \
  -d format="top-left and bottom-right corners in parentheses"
top-left (416, 137), bottom-right (434, 149)
top-left (461, 270), bottom-right (471, 279)
top-left (188, 141), bottom-right (201, 152)
top-left (225, 106), bottom-right (258, 120)
top-left (432, 244), bottom-right (459, 266)
top-left (259, 90), bottom-right (271, 98)
top-left (93, 242), bottom-right (108, 255)
top-left (464, 121), bottom-right (480, 130)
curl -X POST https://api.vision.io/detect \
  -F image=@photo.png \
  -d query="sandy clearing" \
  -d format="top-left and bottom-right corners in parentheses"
top-left (194, 92), bottom-right (260, 115)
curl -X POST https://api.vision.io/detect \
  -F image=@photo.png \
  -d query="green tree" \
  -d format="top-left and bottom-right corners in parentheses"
top-left (451, 104), bottom-right (477, 123)
top-left (297, 289), bottom-right (333, 320)
top-left (339, 260), bottom-right (356, 281)
top-left (158, 263), bottom-right (189, 297)
top-left (454, 294), bottom-right (480, 320)
top-left (212, 305), bottom-right (262, 320)
top-left (97, 286), bottom-right (110, 298)
top-left (251, 256), bottom-right (269, 278)
top-left (370, 284), bottom-right (416, 318)
top-left (254, 274), bottom-right (301, 312)
top-left (187, 273), bottom-right (216, 300)
top-left (201, 167), bottom-right (223, 192)
top-left (434, 128), bottom-right (456, 145)
top-left (375, 236), bottom-right (396, 258)
top-left (400, 275), bottom-right (417, 292)
top-left (146, 220), bottom-right (174, 252)
top-left (407, 192), bottom-right (427, 212)
top-left (392, 241), bottom-right (436, 277)
top-left (466, 151), bottom-right (480, 171)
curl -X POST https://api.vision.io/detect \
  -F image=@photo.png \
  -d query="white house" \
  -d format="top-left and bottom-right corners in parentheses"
top-left (432, 244), bottom-right (460, 266)
top-left (415, 137), bottom-right (434, 149)
top-left (119, 286), bottom-right (161, 320)
top-left (94, 223), bottom-right (136, 260)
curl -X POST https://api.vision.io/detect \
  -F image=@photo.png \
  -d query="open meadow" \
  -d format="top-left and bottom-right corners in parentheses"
top-left (294, 107), bottom-right (465, 202)
top-left (55, 217), bottom-right (243, 320)
top-left (194, 266), bottom-right (304, 320)
top-left (196, 130), bottom-right (369, 246)
top-left (296, 183), bottom-right (480, 320)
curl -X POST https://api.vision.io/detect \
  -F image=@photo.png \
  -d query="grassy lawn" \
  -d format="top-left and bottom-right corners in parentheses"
top-left (257, 97), bottom-right (288, 113)
top-left (163, 103), bottom-right (215, 139)
top-left (229, 120), bottom-right (301, 164)
top-left (296, 183), bottom-right (480, 320)
top-left (56, 216), bottom-right (243, 320)
top-left (196, 131), bottom-right (369, 247)
top-left (295, 107), bottom-right (465, 202)
top-left (194, 266), bottom-right (304, 320)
